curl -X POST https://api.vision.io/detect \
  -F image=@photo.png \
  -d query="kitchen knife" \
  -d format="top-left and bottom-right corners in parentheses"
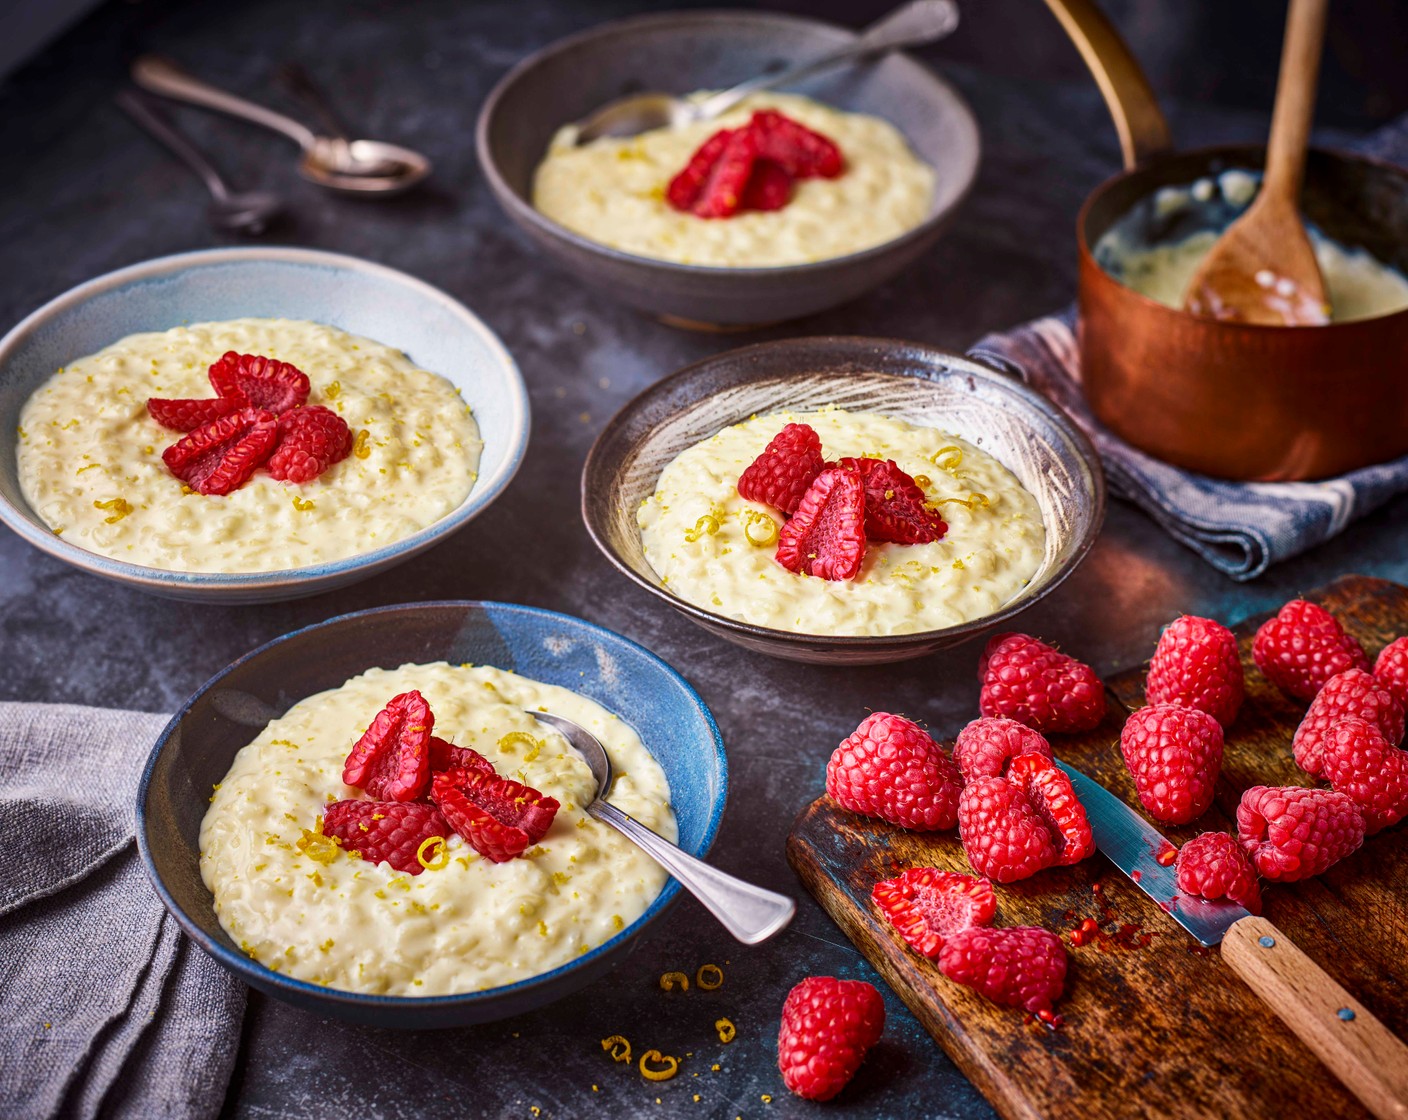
top-left (1057, 761), bottom-right (1408, 1120)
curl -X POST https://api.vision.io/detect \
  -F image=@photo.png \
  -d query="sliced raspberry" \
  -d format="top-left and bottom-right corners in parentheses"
top-left (775, 468), bottom-right (866, 581)
top-left (953, 717), bottom-right (1052, 782)
top-left (1291, 668), bottom-right (1405, 778)
top-left (1145, 615), bottom-right (1245, 728)
top-left (1374, 636), bottom-right (1408, 709)
top-left (825, 712), bottom-right (962, 831)
top-left (1119, 704), bottom-right (1223, 825)
top-left (750, 110), bottom-right (844, 179)
top-left (265, 405), bottom-right (353, 483)
top-left (1252, 599), bottom-right (1370, 701)
top-left (321, 800), bottom-right (450, 876)
top-left (146, 394), bottom-right (247, 432)
top-left (835, 457), bottom-right (946, 545)
top-left (737, 422), bottom-right (825, 515)
top-left (428, 736), bottom-right (495, 779)
top-left (1320, 716), bottom-right (1408, 834)
top-left (665, 128), bottom-right (734, 213)
top-left (341, 690), bottom-right (433, 802)
top-left (1006, 754), bottom-right (1095, 866)
top-left (1236, 785), bottom-right (1365, 882)
top-left (938, 926), bottom-right (1067, 1013)
top-left (430, 769), bottom-right (561, 863)
top-left (161, 407), bottom-right (278, 496)
top-left (740, 159), bottom-right (793, 211)
top-left (692, 126), bottom-right (759, 219)
top-left (208, 351), bottom-right (310, 414)
top-left (777, 976), bottom-right (884, 1102)
top-left (871, 868), bottom-right (996, 959)
top-left (978, 633), bottom-right (1106, 734)
top-left (1175, 831), bottom-right (1261, 914)
top-left (957, 775), bottom-right (1058, 883)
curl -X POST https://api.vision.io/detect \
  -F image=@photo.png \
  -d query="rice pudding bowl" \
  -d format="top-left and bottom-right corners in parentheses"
top-left (532, 92), bottom-right (935, 267)
top-left (15, 318), bottom-right (482, 573)
top-left (638, 408), bottom-right (1046, 636)
top-left (201, 662), bottom-right (675, 996)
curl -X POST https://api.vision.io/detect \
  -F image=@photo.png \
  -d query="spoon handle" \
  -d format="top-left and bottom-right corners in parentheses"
top-left (588, 800), bottom-right (795, 945)
top-left (115, 89), bottom-right (230, 202)
top-left (1262, 0), bottom-right (1328, 201)
top-left (132, 55), bottom-right (317, 151)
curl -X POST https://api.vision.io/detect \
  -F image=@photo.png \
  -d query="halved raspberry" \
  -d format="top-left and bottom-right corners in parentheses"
top-left (322, 799), bottom-right (450, 875)
top-left (871, 868), bottom-right (996, 959)
top-left (430, 769), bottom-right (561, 862)
top-left (775, 468), bottom-right (866, 581)
top-left (208, 351), bottom-right (310, 414)
top-left (835, 457), bottom-right (946, 545)
top-left (666, 128), bottom-right (734, 213)
top-left (161, 407), bottom-right (279, 495)
top-left (692, 127), bottom-right (759, 219)
top-left (740, 159), bottom-right (793, 211)
top-left (737, 422), bottom-right (825, 515)
top-left (146, 394), bottom-right (247, 432)
top-left (428, 736), bottom-right (495, 778)
top-left (265, 405), bottom-right (353, 483)
top-left (342, 690), bottom-right (433, 802)
top-left (1006, 753), bottom-right (1095, 866)
top-left (750, 110), bottom-right (844, 178)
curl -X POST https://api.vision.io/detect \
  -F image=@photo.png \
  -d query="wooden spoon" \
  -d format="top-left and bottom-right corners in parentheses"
top-left (1184, 0), bottom-right (1331, 325)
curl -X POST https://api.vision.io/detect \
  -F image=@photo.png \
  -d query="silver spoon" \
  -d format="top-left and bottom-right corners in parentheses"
top-left (572, 0), bottom-right (960, 145)
top-left (131, 55), bottom-right (431, 197)
top-left (277, 61), bottom-right (406, 180)
top-left (531, 711), bottom-right (795, 946)
top-left (115, 89), bottom-right (283, 235)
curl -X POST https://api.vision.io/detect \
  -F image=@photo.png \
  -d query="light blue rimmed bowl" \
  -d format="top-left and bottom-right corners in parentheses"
top-left (0, 248), bottom-right (529, 602)
top-left (136, 601), bottom-right (727, 1029)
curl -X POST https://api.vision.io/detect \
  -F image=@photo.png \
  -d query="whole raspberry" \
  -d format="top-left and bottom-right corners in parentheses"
top-left (1236, 785), bottom-right (1365, 882)
top-left (1252, 599), bottom-right (1369, 701)
top-left (1320, 716), bottom-right (1408, 834)
top-left (826, 713), bottom-right (962, 831)
top-left (1006, 754), bottom-right (1095, 866)
top-left (978, 633), bottom-right (1106, 734)
top-left (775, 468), bottom-right (867, 581)
top-left (737, 422), bottom-right (825, 515)
top-left (871, 868), bottom-right (996, 959)
top-left (953, 716), bottom-right (1052, 782)
top-left (1119, 704), bottom-right (1224, 825)
top-left (1175, 831), bottom-right (1261, 914)
top-left (777, 976), bottom-right (884, 1102)
top-left (834, 456), bottom-right (946, 545)
top-left (430, 769), bottom-right (561, 863)
top-left (958, 776), bottom-right (1058, 883)
top-left (1374, 637), bottom-right (1408, 710)
top-left (938, 926), bottom-right (1067, 1013)
top-left (265, 405), bottom-right (353, 483)
top-left (208, 351), bottom-right (310, 414)
top-left (1145, 615), bottom-right (1244, 728)
top-left (161, 407), bottom-right (279, 495)
top-left (321, 800), bottom-right (450, 875)
top-left (1291, 668), bottom-right (1405, 778)
top-left (342, 690), bottom-right (434, 802)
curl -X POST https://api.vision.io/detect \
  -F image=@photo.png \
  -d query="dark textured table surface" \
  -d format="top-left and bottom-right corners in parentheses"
top-left (5, 1), bottom-right (1408, 1117)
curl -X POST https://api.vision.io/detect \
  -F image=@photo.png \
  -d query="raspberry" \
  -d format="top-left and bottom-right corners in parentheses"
top-left (835, 457), bottom-right (946, 545)
top-left (872, 868), bottom-right (996, 959)
top-left (750, 110), bottom-right (844, 179)
top-left (1145, 615), bottom-right (1244, 728)
top-left (1236, 785), bottom-right (1365, 882)
top-left (692, 126), bottom-right (760, 219)
top-left (160, 407), bottom-right (278, 495)
top-left (265, 405), bottom-right (353, 483)
top-left (321, 800), bottom-right (450, 875)
top-left (146, 394), bottom-right (247, 432)
top-left (1291, 668), bottom-right (1405, 778)
top-left (1252, 599), bottom-right (1370, 701)
top-left (1175, 831), bottom-right (1261, 914)
top-left (428, 736), bottom-right (495, 779)
top-left (208, 351), bottom-right (310, 414)
top-left (978, 633), bottom-right (1106, 733)
top-left (953, 716), bottom-right (1052, 781)
top-left (938, 926), bottom-right (1067, 1013)
top-left (666, 128), bottom-right (735, 213)
top-left (775, 468), bottom-right (867, 581)
top-left (777, 976), bottom-right (884, 1102)
top-left (1006, 754), bottom-right (1095, 866)
top-left (430, 769), bottom-right (560, 863)
top-left (1119, 704), bottom-right (1224, 825)
top-left (1320, 716), bottom-right (1408, 834)
top-left (825, 712), bottom-right (962, 831)
top-left (1374, 637), bottom-right (1408, 709)
top-left (740, 159), bottom-right (793, 211)
top-left (736, 422), bottom-right (825, 516)
top-left (341, 690), bottom-right (433, 802)
top-left (958, 776), bottom-right (1058, 883)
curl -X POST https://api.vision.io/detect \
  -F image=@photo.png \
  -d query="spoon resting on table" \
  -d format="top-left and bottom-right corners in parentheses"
top-left (1184, 0), bottom-right (1330, 325)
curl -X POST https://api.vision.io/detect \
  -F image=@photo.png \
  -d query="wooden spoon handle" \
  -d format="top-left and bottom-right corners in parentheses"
top-left (1222, 915), bottom-right (1408, 1120)
top-left (1263, 0), bottom-right (1329, 199)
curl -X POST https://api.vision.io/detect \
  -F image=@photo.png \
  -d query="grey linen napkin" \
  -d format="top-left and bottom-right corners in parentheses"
top-left (0, 702), bottom-right (245, 1120)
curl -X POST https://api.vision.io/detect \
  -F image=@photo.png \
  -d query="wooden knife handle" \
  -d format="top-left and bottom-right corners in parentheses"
top-left (1222, 915), bottom-right (1408, 1120)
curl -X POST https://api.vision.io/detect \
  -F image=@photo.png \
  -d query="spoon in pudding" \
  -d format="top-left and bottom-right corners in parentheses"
top-left (530, 711), bottom-right (795, 945)
top-left (1183, 0), bottom-right (1330, 325)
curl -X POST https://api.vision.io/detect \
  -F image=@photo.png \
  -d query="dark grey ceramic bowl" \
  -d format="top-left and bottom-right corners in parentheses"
top-left (583, 338), bottom-right (1105, 665)
top-left (476, 10), bottom-right (980, 326)
top-left (137, 601), bottom-right (726, 1028)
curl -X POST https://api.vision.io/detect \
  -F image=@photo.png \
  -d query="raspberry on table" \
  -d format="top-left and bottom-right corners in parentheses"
top-left (1320, 716), bottom-right (1408, 834)
top-left (1374, 636), bottom-right (1408, 709)
top-left (825, 712), bottom-right (962, 831)
top-left (938, 926), bottom-right (1067, 1013)
top-left (1119, 704), bottom-right (1224, 825)
top-left (430, 769), bottom-right (561, 863)
top-left (265, 405), bottom-right (353, 483)
top-left (1252, 599), bottom-right (1370, 701)
top-left (775, 468), bottom-right (867, 581)
top-left (978, 633), bottom-right (1106, 733)
top-left (1175, 831), bottom-right (1261, 914)
top-left (953, 716), bottom-right (1052, 781)
top-left (1145, 614), bottom-right (1244, 728)
top-left (777, 976), bottom-right (884, 1102)
top-left (1291, 668), bottom-right (1405, 778)
top-left (321, 799), bottom-right (450, 876)
top-left (957, 775), bottom-right (1058, 883)
top-left (208, 351), bottom-right (310, 414)
top-left (871, 868), bottom-right (997, 959)
top-left (1236, 785), bottom-right (1365, 882)
top-left (341, 690), bottom-right (434, 802)
top-left (146, 394), bottom-right (247, 432)
top-left (835, 456), bottom-right (946, 545)
top-left (736, 422), bottom-right (825, 515)
top-left (160, 407), bottom-right (279, 495)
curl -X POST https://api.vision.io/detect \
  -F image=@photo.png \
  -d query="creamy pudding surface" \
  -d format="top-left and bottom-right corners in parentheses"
top-left (201, 662), bottom-right (675, 996)
top-left (639, 408), bottom-right (1046, 636)
top-left (16, 318), bottom-right (482, 572)
top-left (532, 92), bottom-right (935, 267)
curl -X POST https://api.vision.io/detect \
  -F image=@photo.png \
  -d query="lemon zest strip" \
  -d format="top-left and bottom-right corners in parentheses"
top-left (601, 1035), bottom-right (631, 1063)
top-left (416, 835), bottom-right (448, 870)
top-left (659, 971), bottom-right (690, 992)
top-left (715, 1017), bottom-right (736, 1044)
top-left (696, 963), bottom-right (724, 990)
top-left (639, 1051), bottom-right (679, 1081)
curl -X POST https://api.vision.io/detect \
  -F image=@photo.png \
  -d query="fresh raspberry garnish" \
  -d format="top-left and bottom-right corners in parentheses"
top-left (1005, 754), bottom-right (1095, 866)
top-left (428, 736), bottom-right (495, 779)
top-left (1236, 785), bottom-right (1365, 882)
top-left (736, 422), bottom-right (825, 515)
top-left (871, 868), bottom-right (996, 959)
top-left (938, 926), bottom-right (1067, 1013)
top-left (666, 128), bottom-right (735, 213)
top-left (1145, 615), bottom-right (1245, 728)
top-left (341, 690), bottom-right (433, 802)
top-left (208, 351), bottom-right (310, 414)
top-left (776, 976), bottom-right (884, 1102)
top-left (692, 126), bottom-right (760, 219)
top-left (740, 158), bottom-right (793, 211)
top-left (160, 407), bottom-right (278, 495)
top-left (321, 799), bottom-right (450, 875)
top-left (958, 775), bottom-right (1058, 883)
top-left (146, 394), bottom-right (247, 432)
top-left (978, 633), bottom-right (1106, 733)
top-left (1291, 668), bottom-right (1405, 778)
top-left (825, 712), bottom-right (962, 831)
top-left (1175, 831), bottom-right (1262, 914)
top-left (835, 457), bottom-right (946, 545)
top-left (1252, 599), bottom-right (1370, 701)
top-left (430, 769), bottom-right (561, 863)
top-left (265, 405), bottom-right (353, 483)
top-left (750, 110), bottom-right (844, 179)
top-left (775, 468), bottom-right (867, 581)
top-left (952, 716), bottom-right (1052, 782)
top-left (1374, 636), bottom-right (1408, 709)
top-left (1119, 704), bottom-right (1224, 825)
top-left (1320, 716), bottom-right (1408, 834)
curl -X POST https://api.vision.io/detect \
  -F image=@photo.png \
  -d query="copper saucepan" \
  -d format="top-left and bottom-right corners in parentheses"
top-left (1045, 0), bottom-right (1408, 481)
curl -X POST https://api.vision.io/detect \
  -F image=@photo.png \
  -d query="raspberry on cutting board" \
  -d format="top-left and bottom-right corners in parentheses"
top-left (978, 633), bottom-right (1106, 733)
top-left (1236, 785), bottom-right (1365, 882)
top-left (938, 926), bottom-right (1068, 1013)
top-left (826, 712), bottom-right (962, 830)
top-left (1252, 599), bottom-right (1370, 701)
top-left (1175, 831), bottom-right (1262, 914)
top-left (1320, 716), bottom-right (1408, 834)
top-left (777, 976), bottom-right (885, 1102)
top-left (1291, 668), bottom-right (1405, 778)
top-left (1119, 704), bottom-right (1224, 825)
top-left (1374, 636), bottom-right (1408, 709)
top-left (871, 868), bottom-right (996, 959)
top-left (953, 716), bottom-right (1052, 782)
top-left (1145, 614), bottom-right (1245, 728)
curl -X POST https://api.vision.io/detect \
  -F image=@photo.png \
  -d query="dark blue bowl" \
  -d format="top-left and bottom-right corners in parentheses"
top-left (136, 602), bottom-right (726, 1028)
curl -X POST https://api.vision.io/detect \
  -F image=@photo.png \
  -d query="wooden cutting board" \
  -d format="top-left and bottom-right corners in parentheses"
top-left (787, 574), bottom-right (1408, 1120)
